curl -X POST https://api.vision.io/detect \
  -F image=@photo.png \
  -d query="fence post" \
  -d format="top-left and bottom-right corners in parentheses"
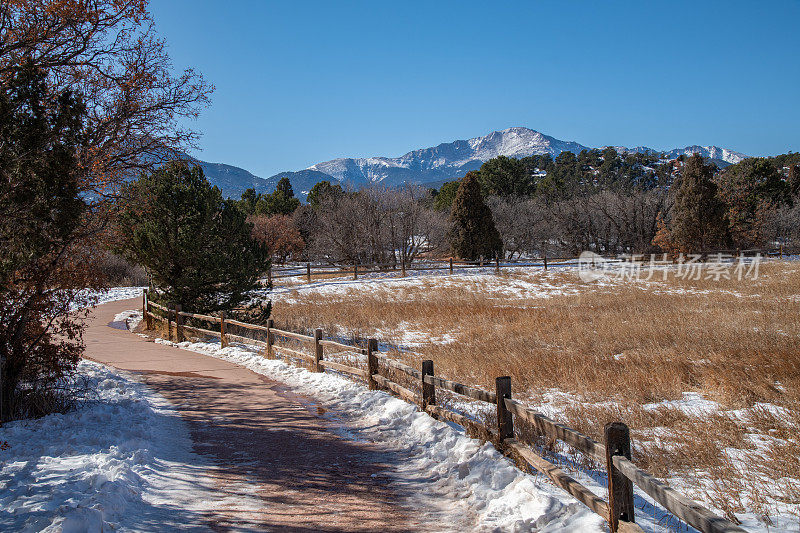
top-left (367, 338), bottom-right (379, 390)
top-left (143, 289), bottom-right (152, 330)
top-left (313, 328), bottom-right (323, 372)
top-left (146, 297), bottom-right (153, 329)
top-left (780, 244), bottom-right (784, 259)
top-left (175, 304), bottom-right (184, 342)
top-left (167, 303), bottom-right (174, 341)
top-left (495, 256), bottom-right (500, 274)
top-left (495, 376), bottom-right (513, 444)
top-left (421, 360), bottom-right (435, 410)
top-left (353, 264), bottom-right (358, 280)
top-left (604, 422), bottom-right (635, 532)
top-left (449, 257), bottom-right (453, 275)
top-left (266, 318), bottom-right (274, 358)
top-left (543, 254), bottom-right (548, 271)
top-left (267, 265), bottom-right (272, 286)
top-left (307, 263), bottom-right (311, 284)
top-left (220, 311), bottom-right (228, 348)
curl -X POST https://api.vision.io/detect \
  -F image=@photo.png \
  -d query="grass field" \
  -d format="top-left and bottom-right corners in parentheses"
top-left (269, 261), bottom-right (800, 527)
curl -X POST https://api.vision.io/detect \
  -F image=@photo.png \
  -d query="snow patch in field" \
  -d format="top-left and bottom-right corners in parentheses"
top-left (643, 392), bottom-right (721, 416)
top-left (268, 268), bottom-right (595, 305)
top-left (0, 360), bottom-right (262, 532)
top-left (157, 337), bottom-right (606, 532)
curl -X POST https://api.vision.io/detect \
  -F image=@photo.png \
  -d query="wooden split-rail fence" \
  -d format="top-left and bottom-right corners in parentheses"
top-left (264, 246), bottom-right (793, 285)
top-left (142, 290), bottom-right (748, 533)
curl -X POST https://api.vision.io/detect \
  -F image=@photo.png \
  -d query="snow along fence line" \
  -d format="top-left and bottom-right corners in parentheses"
top-left (143, 290), bottom-right (748, 533)
top-left (261, 245), bottom-right (794, 285)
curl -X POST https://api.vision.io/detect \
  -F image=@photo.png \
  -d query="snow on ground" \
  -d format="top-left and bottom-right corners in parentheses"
top-left (492, 389), bottom-right (800, 533)
top-left (153, 336), bottom-right (607, 533)
top-left (268, 267), bottom-right (601, 306)
top-left (71, 287), bottom-right (145, 311)
top-left (0, 360), bottom-right (264, 532)
top-left (265, 264), bottom-right (800, 531)
top-left (112, 309), bottom-right (143, 332)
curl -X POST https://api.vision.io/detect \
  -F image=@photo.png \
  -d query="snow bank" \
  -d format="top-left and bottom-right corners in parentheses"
top-left (70, 287), bottom-right (144, 311)
top-left (156, 337), bottom-right (606, 532)
top-left (0, 360), bottom-right (261, 532)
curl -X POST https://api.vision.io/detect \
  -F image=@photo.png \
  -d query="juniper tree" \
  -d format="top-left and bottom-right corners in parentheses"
top-left (448, 172), bottom-right (503, 260)
top-left (0, 63), bottom-right (91, 421)
top-left (671, 154), bottom-right (729, 253)
top-left (115, 161), bottom-right (270, 313)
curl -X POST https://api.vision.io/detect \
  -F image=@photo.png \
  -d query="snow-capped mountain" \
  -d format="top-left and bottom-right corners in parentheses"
top-left (191, 127), bottom-right (749, 199)
top-left (302, 127), bottom-right (590, 187)
top-left (620, 145), bottom-right (747, 166)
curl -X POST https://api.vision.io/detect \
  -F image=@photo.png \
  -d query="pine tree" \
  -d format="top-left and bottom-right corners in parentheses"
top-left (477, 155), bottom-right (532, 196)
top-left (276, 177), bottom-right (295, 198)
top-left (115, 161), bottom-right (271, 313)
top-left (671, 155), bottom-right (729, 253)
top-left (306, 180), bottom-right (344, 208)
top-left (258, 177), bottom-right (300, 215)
top-left (433, 180), bottom-right (460, 211)
top-left (448, 172), bottom-right (503, 260)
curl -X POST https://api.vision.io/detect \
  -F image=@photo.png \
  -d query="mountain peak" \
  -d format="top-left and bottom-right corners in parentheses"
top-left (191, 127), bottom-right (750, 199)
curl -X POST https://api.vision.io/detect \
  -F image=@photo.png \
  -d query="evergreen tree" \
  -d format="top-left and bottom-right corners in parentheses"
top-left (448, 172), bottom-right (503, 260)
top-left (115, 161), bottom-right (270, 313)
top-left (306, 180), bottom-right (344, 208)
top-left (276, 177), bottom-right (295, 198)
top-left (477, 155), bottom-right (533, 196)
top-left (238, 187), bottom-right (261, 215)
top-left (671, 154), bottom-right (729, 252)
top-left (0, 62), bottom-right (91, 421)
top-left (715, 157), bottom-right (790, 245)
top-left (433, 180), bottom-right (460, 211)
top-left (788, 165), bottom-right (800, 199)
top-left (258, 177), bottom-right (301, 215)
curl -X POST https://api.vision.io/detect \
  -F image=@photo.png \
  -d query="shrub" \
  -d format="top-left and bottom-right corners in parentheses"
top-left (0, 64), bottom-right (92, 421)
top-left (250, 215), bottom-right (305, 263)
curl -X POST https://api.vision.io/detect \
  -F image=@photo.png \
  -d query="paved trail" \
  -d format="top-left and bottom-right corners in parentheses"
top-left (84, 298), bottom-right (426, 532)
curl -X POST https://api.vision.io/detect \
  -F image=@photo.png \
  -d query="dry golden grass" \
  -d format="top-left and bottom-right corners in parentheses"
top-left (270, 261), bottom-right (800, 524)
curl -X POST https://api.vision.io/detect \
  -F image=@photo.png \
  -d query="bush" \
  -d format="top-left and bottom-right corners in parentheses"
top-left (249, 215), bottom-right (305, 263)
top-left (0, 64), bottom-right (93, 421)
top-left (92, 252), bottom-right (148, 287)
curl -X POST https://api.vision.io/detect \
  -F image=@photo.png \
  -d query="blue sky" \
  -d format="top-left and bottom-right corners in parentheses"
top-left (150, 0), bottom-right (800, 178)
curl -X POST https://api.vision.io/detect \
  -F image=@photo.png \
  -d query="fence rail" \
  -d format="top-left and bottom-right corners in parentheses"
top-left (261, 246), bottom-right (795, 285)
top-left (141, 289), bottom-right (749, 533)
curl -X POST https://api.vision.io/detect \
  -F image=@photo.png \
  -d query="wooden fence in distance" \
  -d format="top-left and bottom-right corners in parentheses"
top-left (263, 246), bottom-right (793, 285)
top-left (143, 290), bottom-right (748, 533)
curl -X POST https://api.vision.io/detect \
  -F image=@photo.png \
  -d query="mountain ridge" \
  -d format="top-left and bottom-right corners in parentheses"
top-left (194, 127), bottom-right (749, 199)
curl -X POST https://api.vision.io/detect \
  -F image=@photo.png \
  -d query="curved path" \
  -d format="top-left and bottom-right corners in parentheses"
top-left (84, 298), bottom-right (424, 532)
